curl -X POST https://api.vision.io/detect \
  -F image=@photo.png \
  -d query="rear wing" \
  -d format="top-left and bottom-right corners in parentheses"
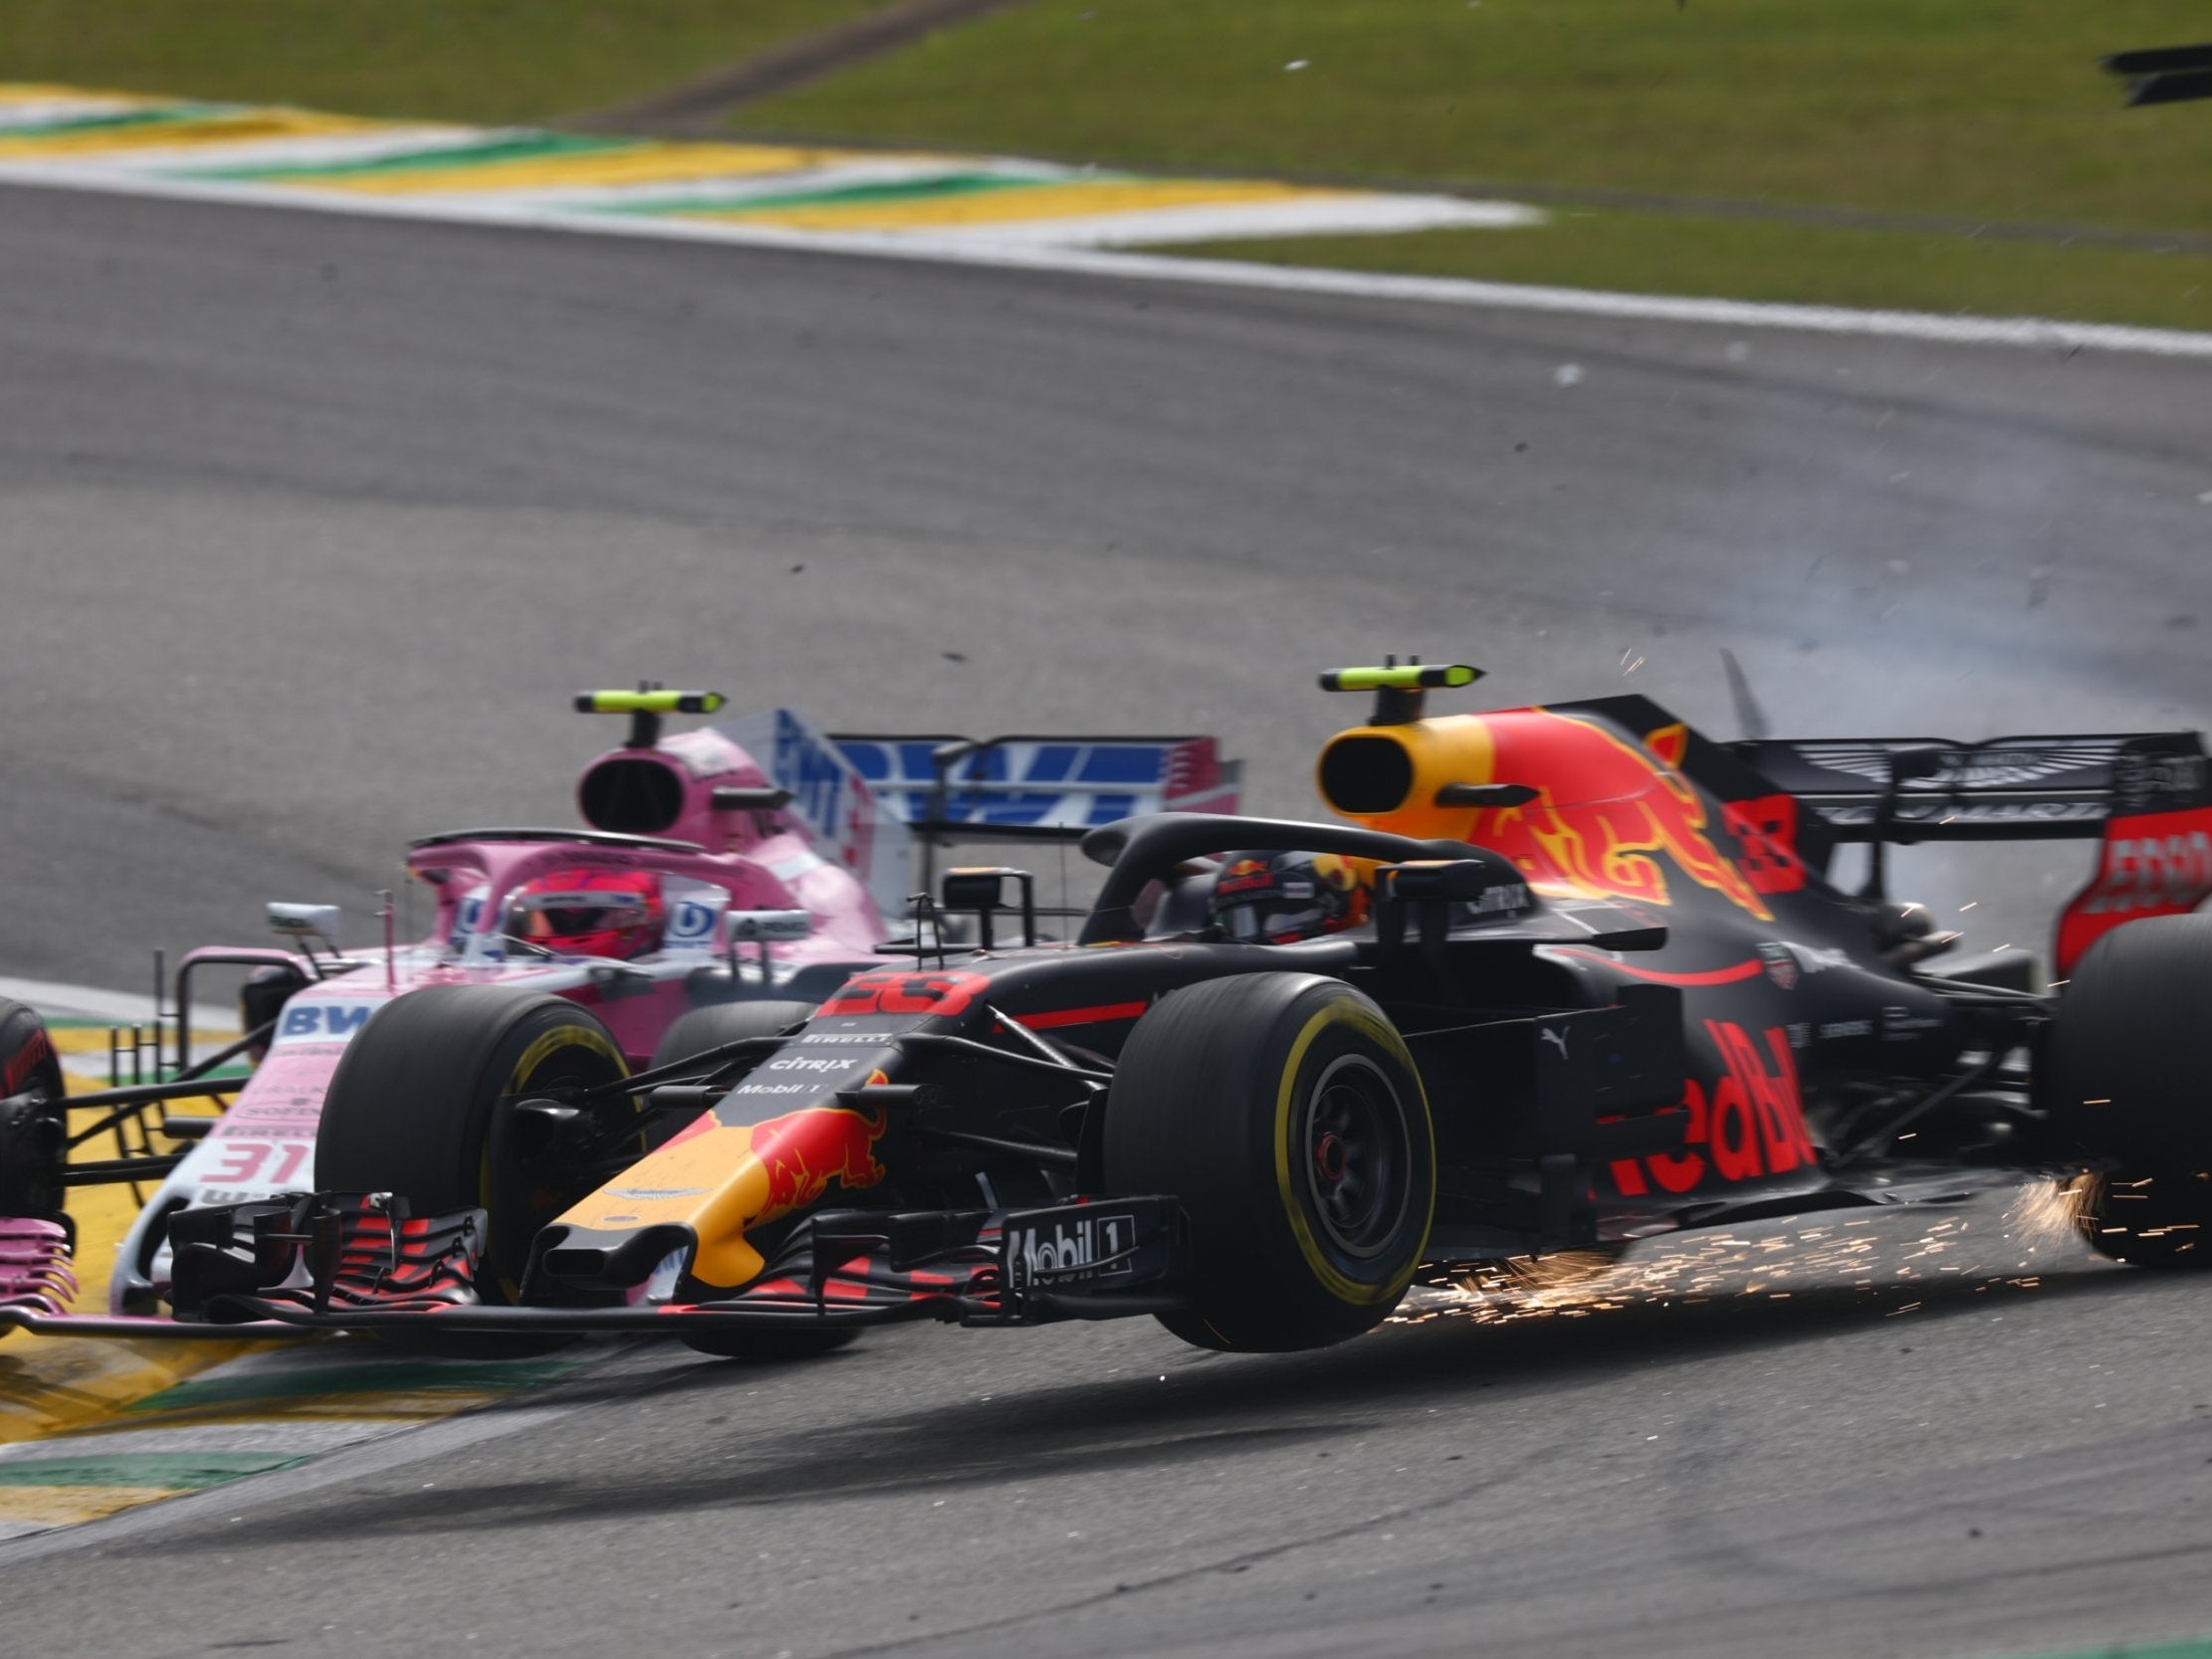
top-left (1725, 731), bottom-right (2212, 845)
top-left (1727, 730), bottom-right (2212, 976)
top-left (829, 732), bottom-right (1241, 837)
top-left (832, 731), bottom-right (1241, 905)
top-left (717, 709), bottom-right (1239, 921)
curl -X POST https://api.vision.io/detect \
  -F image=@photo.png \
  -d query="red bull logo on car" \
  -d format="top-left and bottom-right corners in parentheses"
top-left (1608, 1020), bottom-right (1817, 1197)
top-left (742, 1100), bottom-right (888, 1217)
top-left (1475, 716), bottom-right (1779, 922)
top-left (559, 1071), bottom-right (892, 1288)
top-left (1321, 707), bottom-right (1802, 923)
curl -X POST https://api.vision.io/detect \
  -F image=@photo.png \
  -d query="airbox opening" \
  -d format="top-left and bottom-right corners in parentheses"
top-left (1318, 734), bottom-right (1415, 815)
top-left (579, 756), bottom-right (686, 835)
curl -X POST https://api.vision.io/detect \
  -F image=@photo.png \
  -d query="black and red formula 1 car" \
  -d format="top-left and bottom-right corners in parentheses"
top-left (17, 660), bottom-right (2212, 1356)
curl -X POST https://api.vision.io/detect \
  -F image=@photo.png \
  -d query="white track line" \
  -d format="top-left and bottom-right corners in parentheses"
top-left (925, 193), bottom-right (1542, 247)
top-left (0, 973), bottom-right (232, 1030)
top-left (3, 159), bottom-right (2209, 358)
top-left (0, 96), bottom-right (151, 129)
top-left (69, 123), bottom-right (501, 175)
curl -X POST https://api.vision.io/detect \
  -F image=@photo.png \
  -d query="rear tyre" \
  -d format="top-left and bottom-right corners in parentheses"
top-left (651, 1000), bottom-right (858, 1361)
top-left (317, 986), bottom-right (633, 1349)
top-left (2044, 915), bottom-right (2212, 1269)
top-left (0, 998), bottom-right (68, 1237)
top-left (1104, 973), bottom-right (1435, 1352)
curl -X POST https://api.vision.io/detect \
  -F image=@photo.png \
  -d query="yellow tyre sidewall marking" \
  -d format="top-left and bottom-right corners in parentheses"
top-left (479, 1021), bottom-right (628, 1301)
top-left (1270, 1000), bottom-right (1435, 1309)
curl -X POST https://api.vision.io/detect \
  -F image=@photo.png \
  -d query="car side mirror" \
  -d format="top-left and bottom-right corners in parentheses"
top-left (941, 867), bottom-right (1037, 950)
top-left (727, 911), bottom-right (812, 943)
top-left (266, 903), bottom-right (342, 950)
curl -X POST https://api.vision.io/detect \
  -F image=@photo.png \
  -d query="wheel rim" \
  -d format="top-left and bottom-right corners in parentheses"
top-left (1300, 1053), bottom-right (1412, 1260)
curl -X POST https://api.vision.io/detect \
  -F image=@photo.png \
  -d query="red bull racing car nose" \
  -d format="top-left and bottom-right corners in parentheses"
top-left (535, 1220), bottom-right (695, 1290)
top-left (530, 1035), bottom-right (905, 1294)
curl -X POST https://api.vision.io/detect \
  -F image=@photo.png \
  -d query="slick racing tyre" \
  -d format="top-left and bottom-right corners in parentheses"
top-left (0, 998), bottom-right (68, 1236)
top-left (318, 986), bottom-right (633, 1304)
top-left (2043, 916), bottom-right (2212, 1269)
top-left (650, 1000), bottom-right (816, 1073)
top-left (1104, 973), bottom-right (1436, 1352)
top-left (650, 1000), bottom-right (857, 1362)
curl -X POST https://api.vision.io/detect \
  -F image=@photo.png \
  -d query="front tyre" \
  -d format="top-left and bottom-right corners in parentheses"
top-left (650, 999), bottom-right (816, 1073)
top-left (2044, 915), bottom-right (2212, 1269)
top-left (0, 998), bottom-right (67, 1237)
top-left (1104, 973), bottom-right (1435, 1351)
top-left (317, 986), bottom-right (632, 1302)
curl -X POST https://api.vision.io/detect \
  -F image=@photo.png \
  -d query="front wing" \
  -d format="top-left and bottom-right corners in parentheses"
top-left (0, 1192), bottom-right (1191, 1341)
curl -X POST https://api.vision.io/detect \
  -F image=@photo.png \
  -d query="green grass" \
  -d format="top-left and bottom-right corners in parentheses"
top-left (1185, 210), bottom-right (2212, 333)
top-left (733, 0), bottom-right (2212, 237)
top-left (11, 0), bottom-right (2209, 330)
top-left (724, 0), bottom-right (2212, 328)
top-left (0, 0), bottom-right (891, 126)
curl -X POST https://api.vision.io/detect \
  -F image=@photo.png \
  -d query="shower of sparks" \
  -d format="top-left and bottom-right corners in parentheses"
top-left (1391, 1178), bottom-right (2100, 1329)
top-left (2008, 1172), bottom-right (2095, 1246)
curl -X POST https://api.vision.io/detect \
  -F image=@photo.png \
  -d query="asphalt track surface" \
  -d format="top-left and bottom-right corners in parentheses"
top-left (2, 181), bottom-right (2211, 1657)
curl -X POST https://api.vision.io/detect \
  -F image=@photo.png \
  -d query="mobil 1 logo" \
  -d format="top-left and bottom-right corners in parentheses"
top-left (1000, 1198), bottom-right (1180, 1294)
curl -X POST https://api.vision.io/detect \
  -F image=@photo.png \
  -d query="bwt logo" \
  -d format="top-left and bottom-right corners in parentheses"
top-left (276, 1002), bottom-right (379, 1042)
top-left (667, 899), bottom-right (720, 942)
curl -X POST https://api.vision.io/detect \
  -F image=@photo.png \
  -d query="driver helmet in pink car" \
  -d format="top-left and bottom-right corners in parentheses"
top-left (508, 868), bottom-right (665, 959)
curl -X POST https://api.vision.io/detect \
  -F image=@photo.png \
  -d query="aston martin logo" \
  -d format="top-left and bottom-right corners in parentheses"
top-left (1807, 741), bottom-right (2122, 793)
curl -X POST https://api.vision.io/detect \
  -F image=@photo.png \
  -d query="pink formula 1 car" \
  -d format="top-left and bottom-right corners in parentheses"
top-left (0, 690), bottom-right (1237, 1327)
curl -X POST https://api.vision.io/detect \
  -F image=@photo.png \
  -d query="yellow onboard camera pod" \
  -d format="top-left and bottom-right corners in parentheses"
top-left (572, 691), bottom-right (727, 718)
top-left (1316, 661), bottom-right (1481, 729)
top-left (572, 688), bottom-right (727, 750)
top-left (1315, 664), bottom-right (1478, 696)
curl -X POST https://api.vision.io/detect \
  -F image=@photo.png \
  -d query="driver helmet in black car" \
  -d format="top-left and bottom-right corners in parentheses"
top-left (1209, 850), bottom-right (1373, 942)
